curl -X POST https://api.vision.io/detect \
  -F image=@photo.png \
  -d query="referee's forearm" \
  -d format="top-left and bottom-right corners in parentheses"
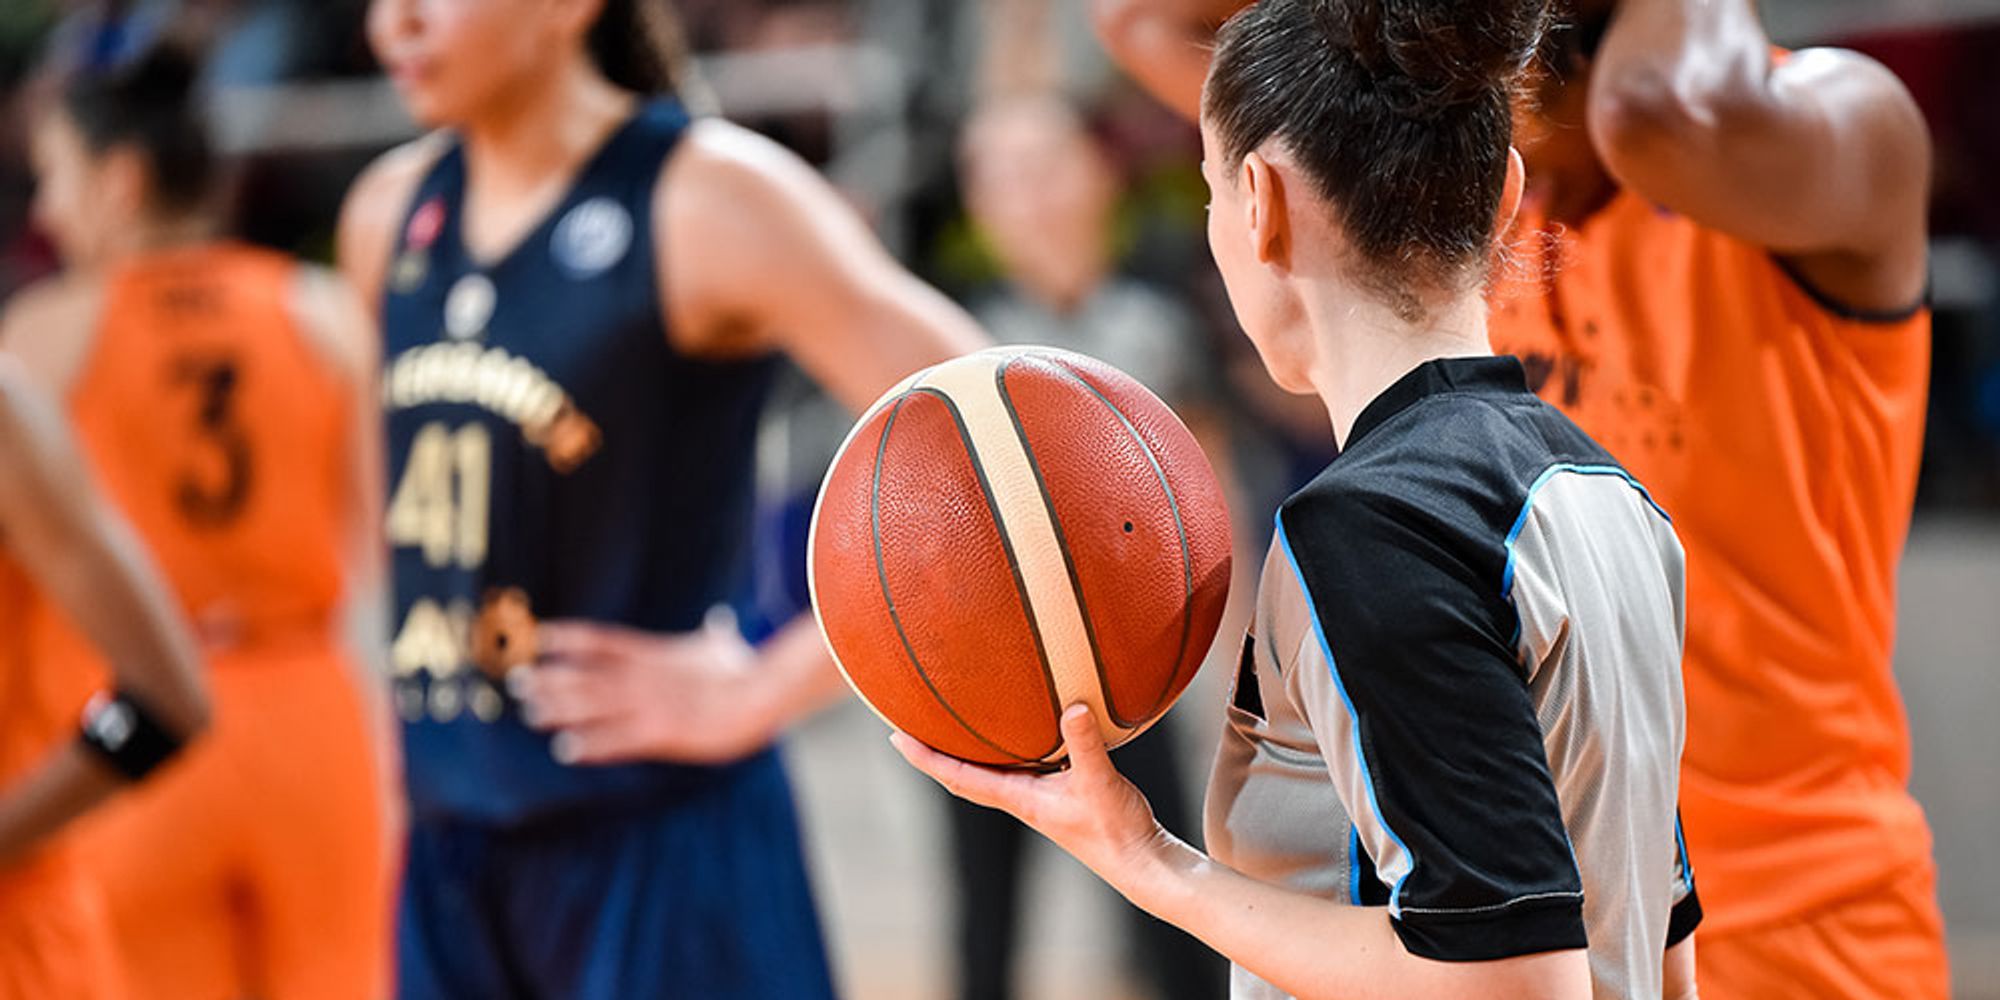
top-left (1118, 834), bottom-right (1592, 1000)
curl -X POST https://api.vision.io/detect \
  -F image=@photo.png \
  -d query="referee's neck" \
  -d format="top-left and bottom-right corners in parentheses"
top-left (1302, 289), bottom-right (1491, 449)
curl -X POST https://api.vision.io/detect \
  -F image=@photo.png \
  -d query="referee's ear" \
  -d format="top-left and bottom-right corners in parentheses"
top-left (1497, 146), bottom-right (1526, 238)
top-left (1241, 149), bottom-right (1289, 269)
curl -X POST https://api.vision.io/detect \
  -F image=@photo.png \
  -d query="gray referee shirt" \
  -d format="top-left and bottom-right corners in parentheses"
top-left (1206, 357), bottom-right (1700, 1000)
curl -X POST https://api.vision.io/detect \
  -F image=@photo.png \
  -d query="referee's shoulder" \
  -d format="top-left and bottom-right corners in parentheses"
top-left (1274, 472), bottom-right (1409, 581)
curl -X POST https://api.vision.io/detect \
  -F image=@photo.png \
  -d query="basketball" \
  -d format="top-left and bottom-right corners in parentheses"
top-left (807, 346), bottom-right (1232, 768)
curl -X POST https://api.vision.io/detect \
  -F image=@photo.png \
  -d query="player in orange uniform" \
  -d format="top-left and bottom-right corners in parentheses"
top-left (0, 358), bottom-right (209, 999)
top-left (1091, 0), bottom-right (1947, 996)
top-left (1490, 3), bottom-right (1942, 994)
top-left (2, 48), bottom-right (394, 1000)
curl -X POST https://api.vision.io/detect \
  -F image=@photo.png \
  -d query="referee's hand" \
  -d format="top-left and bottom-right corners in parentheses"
top-left (893, 704), bottom-right (1170, 893)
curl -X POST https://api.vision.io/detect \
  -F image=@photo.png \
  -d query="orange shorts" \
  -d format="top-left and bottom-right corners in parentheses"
top-left (80, 646), bottom-right (392, 1000)
top-left (1696, 860), bottom-right (1951, 1000)
top-left (0, 854), bottom-right (122, 1000)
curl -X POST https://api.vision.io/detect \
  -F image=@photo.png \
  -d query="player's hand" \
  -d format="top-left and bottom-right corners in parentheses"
top-left (512, 613), bottom-right (778, 766)
top-left (893, 704), bottom-right (1170, 890)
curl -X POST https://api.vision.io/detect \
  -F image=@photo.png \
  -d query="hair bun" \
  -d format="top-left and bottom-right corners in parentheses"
top-left (1313, 0), bottom-right (1548, 118)
top-left (111, 43), bottom-right (201, 110)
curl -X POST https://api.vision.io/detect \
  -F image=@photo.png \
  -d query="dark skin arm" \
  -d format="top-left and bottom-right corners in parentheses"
top-left (1091, 0), bottom-right (1252, 120)
top-left (1585, 0), bottom-right (1931, 313)
top-left (0, 354), bottom-right (207, 865)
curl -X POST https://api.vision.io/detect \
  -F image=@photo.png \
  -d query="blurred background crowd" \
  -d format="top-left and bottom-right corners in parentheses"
top-left (1, 1), bottom-right (1997, 998)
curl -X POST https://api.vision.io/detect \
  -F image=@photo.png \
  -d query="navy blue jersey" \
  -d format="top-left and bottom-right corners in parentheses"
top-left (380, 100), bottom-right (777, 825)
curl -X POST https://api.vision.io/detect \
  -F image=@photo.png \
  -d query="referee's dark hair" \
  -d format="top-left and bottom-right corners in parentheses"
top-left (1204, 0), bottom-right (1549, 318)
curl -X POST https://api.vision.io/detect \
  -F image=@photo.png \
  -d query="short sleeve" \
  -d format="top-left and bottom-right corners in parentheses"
top-left (1273, 489), bottom-right (1588, 962)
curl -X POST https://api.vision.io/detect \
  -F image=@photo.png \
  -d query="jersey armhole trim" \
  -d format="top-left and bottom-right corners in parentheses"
top-left (1771, 253), bottom-right (1929, 326)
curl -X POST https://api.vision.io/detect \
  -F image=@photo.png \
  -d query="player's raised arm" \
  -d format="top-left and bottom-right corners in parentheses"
top-left (1584, 0), bottom-right (1930, 311)
top-left (0, 353), bottom-right (207, 863)
top-left (1091, 0), bottom-right (1252, 120)
top-left (658, 119), bottom-right (988, 412)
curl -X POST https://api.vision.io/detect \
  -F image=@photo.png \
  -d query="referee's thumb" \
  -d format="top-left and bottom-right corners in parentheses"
top-left (1058, 704), bottom-right (1112, 777)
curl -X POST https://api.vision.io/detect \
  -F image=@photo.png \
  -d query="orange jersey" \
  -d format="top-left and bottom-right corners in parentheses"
top-left (41, 244), bottom-right (390, 998)
top-left (1487, 190), bottom-right (1933, 931)
top-left (0, 557), bottom-right (52, 795)
top-left (0, 553), bottom-right (84, 883)
top-left (64, 243), bottom-right (349, 650)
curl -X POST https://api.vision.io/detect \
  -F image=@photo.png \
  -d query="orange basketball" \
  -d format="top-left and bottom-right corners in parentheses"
top-left (808, 346), bottom-right (1232, 768)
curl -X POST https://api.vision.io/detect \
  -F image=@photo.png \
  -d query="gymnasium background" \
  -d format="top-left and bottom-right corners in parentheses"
top-left (1, 1), bottom-right (1997, 997)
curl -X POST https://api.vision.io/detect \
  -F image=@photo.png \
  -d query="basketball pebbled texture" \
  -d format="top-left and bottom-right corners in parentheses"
top-left (808, 346), bottom-right (1232, 768)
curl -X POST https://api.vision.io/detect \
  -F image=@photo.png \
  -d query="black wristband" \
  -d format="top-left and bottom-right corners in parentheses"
top-left (77, 689), bottom-right (186, 781)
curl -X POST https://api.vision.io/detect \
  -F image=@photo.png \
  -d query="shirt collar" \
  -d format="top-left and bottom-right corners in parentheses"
top-left (1346, 355), bottom-right (1530, 447)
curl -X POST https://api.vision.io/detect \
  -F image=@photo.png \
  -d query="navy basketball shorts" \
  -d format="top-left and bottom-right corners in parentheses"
top-left (396, 748), bottom-right (836, 999)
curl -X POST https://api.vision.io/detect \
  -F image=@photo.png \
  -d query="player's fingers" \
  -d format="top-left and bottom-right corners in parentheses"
top-left (537, 619), bottom-right (647, 663)
top-left (702, 603), bottom-right (739, 636)
top-left (889, 732), bottom-right (1024, 812)
top-left (1057, 704), bottom-right (1115, 781)
top-left (550, 718), bottom-right (651, 766)
top-left (514, 664), bottom-right (622, 731)
top-left (536, 620), bottom-right (610, 662)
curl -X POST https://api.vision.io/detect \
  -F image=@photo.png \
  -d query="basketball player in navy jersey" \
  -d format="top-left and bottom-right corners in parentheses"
top-left (338, 1), bottom-right (984, 996)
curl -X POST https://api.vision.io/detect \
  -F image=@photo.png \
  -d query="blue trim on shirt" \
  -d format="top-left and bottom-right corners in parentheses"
top-left (1501, 463), bottom-right (1670, 601)
top-left (1500, 463), bottom-right (1671, 652)
top-left (1348, 825), bottom-right (1364, 906)
top-left (1276, 513), bottom-right (1417, 919)
top-left (1675, 816), bottom-right (1696, 891)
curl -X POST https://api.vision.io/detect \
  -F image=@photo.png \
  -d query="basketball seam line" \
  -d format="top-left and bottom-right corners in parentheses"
top-left (992, 357), bottom-right (1127, 730)
top-left (911, 385), bottom-right (1069, 764)
top-left (1044, 355), bottom-right (1198, 724)
top-left (910, 385), bottom-right (1067, 761)
top-left (877, 387), bottom-right (1062, 764)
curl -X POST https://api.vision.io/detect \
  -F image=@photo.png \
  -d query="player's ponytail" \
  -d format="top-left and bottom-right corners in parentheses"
top-left (61, 43), bottom-right (215, 215)
top-left (1204, 0), bottom-right (1548, 318)
top-left (587, 0), bottom-right (694, 97)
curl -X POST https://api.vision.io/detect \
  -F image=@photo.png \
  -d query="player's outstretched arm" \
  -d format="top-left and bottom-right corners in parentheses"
top-left (1091, 0), bottom-right (1252, 120)
top-left (0, 354), bottom-right (207, 863)
top-left (1585, 0), bottom-right (1930, 312)
top-left (658, 118), bottom-right (987, 410)
top-left (897, 707), bottom-right (1591, 1000)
